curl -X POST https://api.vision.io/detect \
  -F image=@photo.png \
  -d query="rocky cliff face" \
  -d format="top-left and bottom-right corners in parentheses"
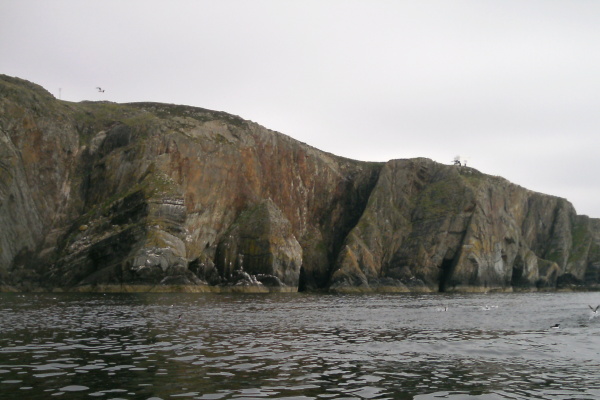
top-left (330, 159), bottom-right (600, 292)
top-left (1, 75), bottom-right (599, 292)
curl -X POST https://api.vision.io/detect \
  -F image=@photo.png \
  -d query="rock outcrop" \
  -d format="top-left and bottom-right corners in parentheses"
top-left (330, 159), bottom-right (600, 292)
top-left (215, 199), bottom-right (302, 291)
top-left (1, 75), bottom-right (599, 293)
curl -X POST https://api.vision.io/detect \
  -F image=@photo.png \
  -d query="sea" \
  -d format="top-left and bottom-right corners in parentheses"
top-left (1, 291), bottom-right (600, 400)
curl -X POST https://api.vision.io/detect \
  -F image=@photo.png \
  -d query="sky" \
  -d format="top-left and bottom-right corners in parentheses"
top-left (1, 1), bottom-right (600, 217)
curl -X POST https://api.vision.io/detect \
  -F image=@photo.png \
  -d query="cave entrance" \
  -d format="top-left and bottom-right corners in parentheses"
top-left (298, 266), bottom-right (307, 292)
top-left (510, 255), bottom-right (527, 288)
top-left (511, 266), bottom-right (524, 287)
top-left (439, 257), bottom-right (455, 292)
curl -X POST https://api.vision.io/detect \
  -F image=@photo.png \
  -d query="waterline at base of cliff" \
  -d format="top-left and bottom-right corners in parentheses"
top-left (2, 74), bottom-right (600, 293)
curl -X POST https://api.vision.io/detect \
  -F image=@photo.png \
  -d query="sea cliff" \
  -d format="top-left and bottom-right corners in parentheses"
top-left (1, 75), bottom-right (599, 293)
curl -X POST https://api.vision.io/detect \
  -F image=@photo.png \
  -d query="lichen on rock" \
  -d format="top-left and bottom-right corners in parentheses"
top-left (215, 199), bottom-right (302, 289)
top-left (2, 74), bottom-right (600, 293)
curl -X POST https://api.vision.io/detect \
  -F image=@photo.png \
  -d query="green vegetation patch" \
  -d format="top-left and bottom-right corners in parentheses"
top-left (122, 112), bottom-right (160, 132)
top-left (414, 177), bottom-right (465, 220)
top-left (459, 167), bottom-right (486, 188)
top-left (568, 216), bottom-right (592, 264)
top-left (0, 75), bottom-right (58, 116)
top-left (127, 102), bottom-right (247, 128)
top-left (545, 248), bottom-right (565, 265)
top-left (142, 170), bottom-right (182, 199)
top-left (73, 102), bottom-right (157, 145)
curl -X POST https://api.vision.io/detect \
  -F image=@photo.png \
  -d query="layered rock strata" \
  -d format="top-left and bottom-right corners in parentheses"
top-left (330, 159), bottom-right (600, 292)
top-left (1, 75), bottom-right (599, 293)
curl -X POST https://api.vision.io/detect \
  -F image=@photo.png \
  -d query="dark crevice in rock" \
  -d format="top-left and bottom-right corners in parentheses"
top-left (298, 266), bottom-right (308, 292)
top-left (510, 254), bottom-right (527, 288)
top-left (4, 75), bottom-right (600, 293)
top-left (439, 255), bottom-right (458, 292)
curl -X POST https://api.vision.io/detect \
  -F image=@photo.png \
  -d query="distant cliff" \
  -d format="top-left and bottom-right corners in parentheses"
top-left (1, 75), bottom-right (599, 293)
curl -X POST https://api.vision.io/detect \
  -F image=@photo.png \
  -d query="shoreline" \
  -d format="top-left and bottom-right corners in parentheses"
top-left (2, 284), bottom-right (599, 294)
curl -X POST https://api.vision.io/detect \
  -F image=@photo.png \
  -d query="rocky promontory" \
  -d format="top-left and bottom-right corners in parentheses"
top-left (1, 75), bottom-right (599, 293)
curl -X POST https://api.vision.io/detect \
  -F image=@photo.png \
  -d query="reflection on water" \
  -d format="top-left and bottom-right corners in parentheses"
top-left (1, 292), bottom-right (600, 399)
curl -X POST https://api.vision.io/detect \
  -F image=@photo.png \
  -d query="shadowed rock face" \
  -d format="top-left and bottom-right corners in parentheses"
top-left (1, 75), bottom-right (600, 293)
top-left (215, 199), bottom-right (302, 290)
top-left (330, 159), bottom-right (600, 292)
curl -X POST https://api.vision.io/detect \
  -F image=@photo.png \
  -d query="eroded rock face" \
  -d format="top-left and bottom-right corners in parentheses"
top-left (215, 199), bottom-right (302, 289)
top-left (2, 75), bottom-right (600, 293)
top-left (330, 159), bottom-right (600, 292)
top-left (0, 75), bottom-right (378, 292)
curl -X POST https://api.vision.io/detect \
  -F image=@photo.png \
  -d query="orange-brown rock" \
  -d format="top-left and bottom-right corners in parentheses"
top-left (1, 75), bottom-right (600, 293)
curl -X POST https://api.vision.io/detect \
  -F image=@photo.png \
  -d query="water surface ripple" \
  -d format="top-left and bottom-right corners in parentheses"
top-left (1, 292), bottom-right (599, 399)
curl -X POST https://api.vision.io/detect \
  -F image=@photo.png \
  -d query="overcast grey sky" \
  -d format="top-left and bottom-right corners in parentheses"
top-left (1, 1), bottom-right (599, 217)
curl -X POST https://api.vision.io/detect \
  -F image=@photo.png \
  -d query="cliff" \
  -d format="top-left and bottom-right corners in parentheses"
top-left (1, 75), bottom-right (599, 293)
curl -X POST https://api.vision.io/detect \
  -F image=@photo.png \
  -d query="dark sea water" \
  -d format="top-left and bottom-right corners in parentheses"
top-left (1, 291), bottom-right (600, 400)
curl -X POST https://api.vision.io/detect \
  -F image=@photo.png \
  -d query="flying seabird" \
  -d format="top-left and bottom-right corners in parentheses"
top-left (551, 323), bottom-right (560, 329)
top-left (589, 305), bottom-right (600, 314)
top-left (96, 87), bottom-right (105, 93)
